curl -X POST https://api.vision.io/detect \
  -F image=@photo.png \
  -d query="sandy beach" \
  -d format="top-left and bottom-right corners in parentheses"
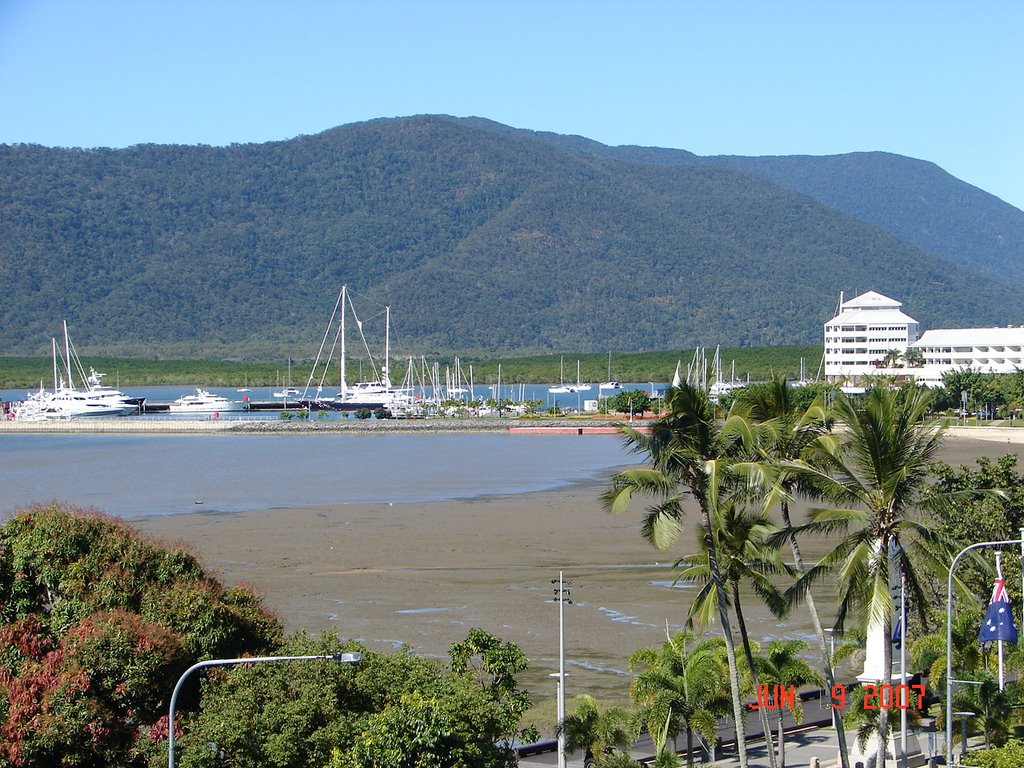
top-left (133, 430), bottom-right (1024, 706)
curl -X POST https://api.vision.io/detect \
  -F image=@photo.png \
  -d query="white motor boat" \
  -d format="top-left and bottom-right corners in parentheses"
top-left (47, 382), bottom-right (139, 417)
top-left (9, 324), bottom-right (143, 419)
top-left (168, 388), bottom-right (247, 414)
top-left (83, 368), bottom-right (144, 413)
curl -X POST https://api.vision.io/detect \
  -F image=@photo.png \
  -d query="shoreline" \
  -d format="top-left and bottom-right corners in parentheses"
top-left (3, 415), bottom-right (1024, 442)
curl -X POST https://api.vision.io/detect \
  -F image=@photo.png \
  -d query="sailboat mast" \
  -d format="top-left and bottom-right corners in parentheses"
top-left (340, 285), bottom-right (347, 395)
top-left (63, 320), bottom-right (72, 389)
top-left (384, 305), bottom-right (391, 386)
top-left (52, 338), bottom-right (58, 391)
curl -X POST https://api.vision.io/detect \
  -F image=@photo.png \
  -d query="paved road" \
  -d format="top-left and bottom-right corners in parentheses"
top-left (519, 718), bottom-right (971, 768)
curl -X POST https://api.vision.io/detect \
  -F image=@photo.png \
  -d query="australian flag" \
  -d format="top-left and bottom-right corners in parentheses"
top-left (979, 577), bottom-right (1018, 644)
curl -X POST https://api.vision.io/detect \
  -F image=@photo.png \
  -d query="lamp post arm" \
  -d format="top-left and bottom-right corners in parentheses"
top-left (168, 653), bottom-right (361, 768)
top-left (945, 538), bottom-right (1023, 766)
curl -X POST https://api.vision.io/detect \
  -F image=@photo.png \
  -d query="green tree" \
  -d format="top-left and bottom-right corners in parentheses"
top-left (736, 377), bottom-right (852, 768)
top-left (674, 502), bottom-right (788, 768)
top-left (930, 455), bottom-right (1024, 602)
top-left (629, 630), bottom-right (729, 768)
top-left (902, 349), bottom-right (925, 368)
top-left (608, 390), bottom-right (652, 418)
top-left (753, 640), bottom-right (824, 768)
top-left (603, 383), bottom-right (759, 768)
top-left (0, 503), bottom-right (282, 768)
top-left (558, 694), bottom-right (636, 767)
top-left (787, 388), bottom-right (961, 768)
top-left (182, 629), bottom-right (530, 768)
top-left (448, 627), bottom-right (538, 747)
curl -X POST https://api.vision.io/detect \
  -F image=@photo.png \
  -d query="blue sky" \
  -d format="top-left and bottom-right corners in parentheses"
top-left (2, 1), bottom-right (1022, 210)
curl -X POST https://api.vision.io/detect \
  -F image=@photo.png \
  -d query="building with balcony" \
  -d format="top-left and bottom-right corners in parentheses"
top-left (823, 290), bottom-right (1024, 388)
top-left (823, 291), bottom-right (920, 384)
top-left (909, 327), bottom-right (1024, 386)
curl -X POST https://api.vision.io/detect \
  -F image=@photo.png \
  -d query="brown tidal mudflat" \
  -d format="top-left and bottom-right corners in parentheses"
top-left (135, 430), bottom-right (1024, 708)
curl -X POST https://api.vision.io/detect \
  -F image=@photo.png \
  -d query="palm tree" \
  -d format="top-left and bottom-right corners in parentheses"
top-left (736, 377), bottom-right (853, 768)
top-left (604, 383), bottom-right (759, 768)
top-left (784, 387), bottom-right (960, 768)
top-left (559, 693), bottom-right (636, 767)
top-left (910, 611), bottom-right (984, 710)
top-left (754, 639), bottom-right (825, 768)
top-left (629, 629), bottom-right (730, 768)
top-left (674, 501), bottom-right (789, 768)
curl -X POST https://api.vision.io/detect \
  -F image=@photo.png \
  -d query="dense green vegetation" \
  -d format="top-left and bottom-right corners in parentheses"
top-left (0, 345), bottom-right (823, 388)
top-left (0, 505), bottom-right (536, 768)
top-left (2, 116), bottom-right (1021, 360)
top-left (528, 133), bottom-right (1024, 287)
top-left (603, 382), bottom-right (1024, 768)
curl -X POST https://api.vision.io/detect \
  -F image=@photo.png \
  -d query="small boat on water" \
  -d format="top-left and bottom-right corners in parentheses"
top-left (548, 356), bottom-right (573, 394)
top-left (599, 354), bottom-right (622, 392)
top-left (168, 388), bottom-right (247, 414)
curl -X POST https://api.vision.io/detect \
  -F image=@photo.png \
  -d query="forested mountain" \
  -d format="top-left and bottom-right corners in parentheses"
top-left (1, 115), bottom-right (1020, 359)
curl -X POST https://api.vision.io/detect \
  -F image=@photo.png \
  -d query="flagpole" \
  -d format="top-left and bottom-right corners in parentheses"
top-left (947, 537), bottom-right (1024, 767)
top-left (997, 552), bottom-right (1005, 690)
top-left (900, 570), bottom-right (907, 768)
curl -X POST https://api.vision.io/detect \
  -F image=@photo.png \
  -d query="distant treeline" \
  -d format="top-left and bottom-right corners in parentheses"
top-left (0, 345), bottom-right (822, 389)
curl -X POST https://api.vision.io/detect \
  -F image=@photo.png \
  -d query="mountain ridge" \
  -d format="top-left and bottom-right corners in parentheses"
top-left (0, 115), bottom-right (1020, 359)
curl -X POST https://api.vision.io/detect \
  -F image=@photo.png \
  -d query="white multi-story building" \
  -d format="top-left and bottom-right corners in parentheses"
top-left (823, 290), bottom-right (1024, 387)
top-left (823, 291), bottom-right (920, 384)
top-left (910, 327), bottom-right (1024, 386)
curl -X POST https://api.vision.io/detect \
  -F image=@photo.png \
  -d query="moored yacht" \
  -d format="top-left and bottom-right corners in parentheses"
top-left (168, 389), bottom-right (247, 414)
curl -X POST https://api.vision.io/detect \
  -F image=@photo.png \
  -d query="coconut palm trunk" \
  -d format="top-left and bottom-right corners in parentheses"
top-left (732, 581), bottom-right (779, 768)
top-left (604, 383), bottom-right (764, 768)
top-left (737, 378), bottom-right (852, 768)
top-left (697, 492), bottom-right (750, 768)
top-left (780, 497), bottom-right (851, 768)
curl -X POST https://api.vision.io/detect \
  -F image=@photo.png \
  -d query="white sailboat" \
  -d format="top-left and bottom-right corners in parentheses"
top-left (273, 359), bottom-right (301, 398)
top-left (298, 285), bottom-right (414, 412)
top-left (548, 356), bottom-right (573, 394)
top-left (572, 360), bottom-right (592, 392)
top-left (708, 345), bottom-right (741, 402)
top-left (599, 352), bottom-right (622, 392)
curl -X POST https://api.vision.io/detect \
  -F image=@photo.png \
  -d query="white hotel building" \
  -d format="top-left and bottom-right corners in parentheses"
top-left (823, 291), bottom-right (1024, 387)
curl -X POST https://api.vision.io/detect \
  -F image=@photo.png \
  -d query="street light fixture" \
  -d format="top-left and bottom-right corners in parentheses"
top-left (945, 534), bottom-right (1024, 766)
top-left (168, 651), bottom-right (362, 768)
top-left (552, 573), bottom-right (572, 768)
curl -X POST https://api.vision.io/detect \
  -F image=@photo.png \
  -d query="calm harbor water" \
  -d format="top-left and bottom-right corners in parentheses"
top-left (0, 431), bottom-right (631, 518)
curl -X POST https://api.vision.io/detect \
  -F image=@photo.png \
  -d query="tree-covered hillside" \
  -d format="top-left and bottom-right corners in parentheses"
top-left (0, 115), bottom-right (1018, 359)
top-left (513, 119), bottom-right (1024, 287)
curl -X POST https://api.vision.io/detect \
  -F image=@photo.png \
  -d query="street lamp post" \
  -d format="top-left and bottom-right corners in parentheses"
top-left (946, 537), bottom-right (1024, 766)
top-left (167, 651), bottom-right (362, 768)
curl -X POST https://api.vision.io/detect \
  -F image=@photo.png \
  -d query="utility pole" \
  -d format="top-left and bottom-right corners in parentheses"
top-left (552, 572), bottom-right (572, 768)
